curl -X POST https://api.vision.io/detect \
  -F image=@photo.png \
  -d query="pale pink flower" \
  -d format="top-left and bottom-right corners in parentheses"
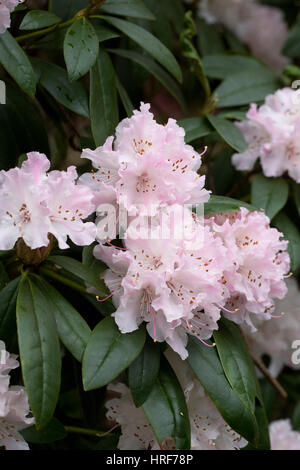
top-left (198, 0), bottom-right (289, 71)
top-left (105, 350), bottom-right (247, 450)
top-left (0, 152), bottom-right (96, 251)
top-left (0, 341), bottom-right (34, 451)
top-left (0, 0), bottom-right (24, 34)
top-left (232, 88), bottom-right (300, 183)
top-left (79, 103), bottom-right (209, 220)
top-left (242, 278), bottom-right (300, 377)
top-left (46, 166), bottom-right (96, 249)
top-left (270, 419), bottom-right (300, 450)
top-left (94, 207), bottom-right (229, 359)
top-left (208, 208), bottom-right (290, 329)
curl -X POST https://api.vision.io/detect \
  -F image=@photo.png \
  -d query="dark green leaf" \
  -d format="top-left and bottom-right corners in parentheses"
top-left (187, 336), bottom-right (258, 444)
top-left (129, 338), bottom-right (160, 407)
top-left (101, 0), bottom-right (155, 20)
top-left (292, 401), bottom-right (300, 431)
top-left (293, 183), bottom-right (300, 218)
top-left (21, 418), bottom-right (67, 444)
top-left (178, 117), bottom-right (213, 143)
top-left (207, 114), bottom-right (247, 152)
top-left (103, 16), bottom-right (182, 82)
top-left (196, 18), bottom-right (225, 55)
top-left (116, 76), bottom-right (134, 117)
top-left (92, 20), bottom-right (119, 42)
top-left (283, 24), bottom-right (300, 58)
top-left (48, 255), bottom-right (107, 294)
top-left (90, 47), bottom-right (119, 146)
top-left (251, 174), bottom-right (289, 220)
top-left (16, 276), bottom-right (61, 428)
top-left (142, 356), bottom-right (190, 450)
top-left (31, 58), bottom-right (89, 117)
top-left (202, 54), bottom-right (271, 79)
top-left (245, 405), bottom-right (270, 450)
top-left (20, 10), bottom-right (61, 30)
top-left (0, 31), bottom-right (36, 97)
top-left (49, 0), bottom-right (87, 20)
top-left (0, 262), bottom-right (9, 290)
top-left (214, 318), bottom-right (257, 413)
top-left (214, 70), bottom-right (279, 108)
top-left (273, 212), bottom-right (300, 273)
top-left (204, 195), bottom-right (257, 215)
top-left (82, 317), bottom-right (146, 391)
top-left (0, 277), bottom-right (20, 348)
top-left (109, 48), bottom-right (186, 110)
top-left (35, 277), bottom-right (91, 362)
top-left (64, 18), bottom-right (99, 81)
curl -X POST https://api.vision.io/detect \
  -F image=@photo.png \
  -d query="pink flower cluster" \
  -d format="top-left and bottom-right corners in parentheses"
top-left (0, 152), bottom-right (96, 250)
top-left (84, 104), bottom-right (290, 358)
top-left (0, 341), bottom-right (33, 450)
top-left (232, 88), bottom-right (300, 183)
top-left (0, 0), bottom-right (24, 34)
top-left (198, 0), bottom-right (289, 71)
top-left (79, 103), bottom-right (209, 219)
top-left (270, 419), bottom-right (300, 450)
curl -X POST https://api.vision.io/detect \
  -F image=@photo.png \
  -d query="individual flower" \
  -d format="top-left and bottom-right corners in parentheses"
top-left (79, 103), bottom-right (209, 220)
top-left (207, 208), bottom-right (290, 329)
top-left (269, 419), bottom-right (300, 450)
top-left (0, 0), bottom-right (24, 34)
top-left (94, 206), bottom-right (230, 359)
top-left (0, 341), bottom-right (34, 450)
top-left (198, 0), bottom-right (289, 71)
top-left (242, 278), bottom-right (300, 377)
top-left (232, 88), bottom-right (300, 183)
top-left (0, 152), bottom-right (96, 251)
top-left (105, 350), bottom-right (247, 450)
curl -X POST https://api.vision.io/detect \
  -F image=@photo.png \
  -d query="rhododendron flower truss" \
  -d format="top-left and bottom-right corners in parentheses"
top-left (0, 342), bottom-right (33, 450)
top-left (94, 208), bottom-right (232, 360)
top-left (207, 208), bottom-right (290, 329)
top-left (0, 0), bottom-right (24, 34)
top-left (232, 88), bottom-right (300, 183)
top-left (269, 420), bottom-right (300, 450)
top-left (0, 152), bottom-right (96, 250)
top-left (79, 103), bottom-right (209, 220)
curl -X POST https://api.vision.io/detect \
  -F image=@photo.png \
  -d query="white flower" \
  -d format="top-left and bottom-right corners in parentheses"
top-left (242, 278), bottom-right (300, 377)
top-left (0, 341), bottom-right (34, 450)
top-left (270, 419), bottom-right (300, 450)
top-left (0, 0), bottom-right (24, 34)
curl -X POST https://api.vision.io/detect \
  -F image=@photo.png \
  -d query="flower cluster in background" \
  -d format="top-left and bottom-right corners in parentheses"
top-left (232, 88), bottom-right (300, 183)
top-left (0, 341), bottom-right (33, 450)
top-left (198, 0), bottom-right (289, 71)
top-left (0, 152), bottom-right (96, 250)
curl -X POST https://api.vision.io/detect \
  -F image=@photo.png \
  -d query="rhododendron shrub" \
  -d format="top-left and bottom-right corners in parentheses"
top-left (0, 0), bottom-right (300, 453)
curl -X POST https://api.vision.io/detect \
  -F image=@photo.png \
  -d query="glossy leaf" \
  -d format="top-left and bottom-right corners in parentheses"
top-left (178, 117), bottom-right (213, 143)
top-left (251, 174), bottom-right (289, 220)
top-left (187, 336), bottom-right (258, 444)
top-left (128, 338), bottom-right (160, 407)
top-left (101, 0), bottom-right (155, 20)
top-left (82, 317), bottom-right (146, 391)
top-left (103, 16), bottom-right (182, 83)
top-left (21, 418), bottom-right (67, 444)
top-left (142, 357), bottom-right (190, 450)
top-left (207, 114), bottom-right (247, 152)
top-left (0, 31), bottom-right (37, 97)
top-left (32, 58), bottom-right (89, 117)
top-left (16, 276), bottom-right (61, 428)
top-left (202, 54), bottom-right (272, 79)
top-left (35, 277), bottom-right (91, 362)
top-left (214, 318), bottom-right (257, 413)
top-left (90, 48), bottom-right (119, 146)
top-left (20, 10), bottom-right (61, 30)
top-left (64, 18), bottom-right (99, 81)
top-left (204, 195), bottom-right (257, 215)
top-left (0, 277), bottom-right (20, 348)
top-left (49, 0), bottom-right (87, 20)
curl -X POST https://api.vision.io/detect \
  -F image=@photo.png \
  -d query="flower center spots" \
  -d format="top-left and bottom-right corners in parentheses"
top-left (6, 204), bottom-right (31, 233)
top-left (135, 173), bottom-right (157, 193)
top-left (133, 138), bottom-right (152, 156)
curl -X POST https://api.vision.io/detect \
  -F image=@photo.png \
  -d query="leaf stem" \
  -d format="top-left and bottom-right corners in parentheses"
top-left (65, 424), bottom-right (119, 437)
top-left (39, 266), bottom-right (88, 295)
